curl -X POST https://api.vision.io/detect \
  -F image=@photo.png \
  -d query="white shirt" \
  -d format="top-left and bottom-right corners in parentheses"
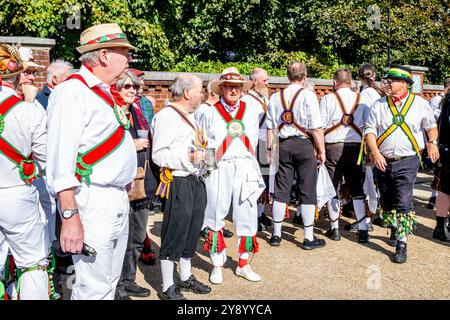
top-left (151, 105), bottom-right (200, 177)
top-left (241, 90), bottom-right (268, 141)
top-left (0, 86), bottom-right (47, 188)
top-left (429, 94), bottom-right (443, 120)
top-left (266, 83), bottom-right (323, 139)
top-left (194, 101), bottom-right (213, 125)
top-left (365, 93), bottom-right (437, 158)
top-left (198, 98), bottom-right (260, 161)
top-left (360, 86), bottom-right (381, 107)
top-left (46, 66), bottom-right (137, 195)
top-left (320, 88), bottom-right (369, 143)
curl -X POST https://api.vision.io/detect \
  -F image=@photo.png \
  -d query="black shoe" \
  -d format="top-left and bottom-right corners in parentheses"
top-left (302, 236), bottom-right (326, 250)
top-left (259, 213), bottom-right (272, 227)
top-left (157, 284), bottom-right (187, 300)
top-left (176, 275), bottom-right (211, 294)
top-left (292, 214), bottom-right (303, 226)
top-left (426, 196), bottom-right (436, 210)
top-left (344, 221), bottom-right (359, 233)
top-left (269, 235), bottom-right (282, 246)
top-left (223, 229), bottom-right (233, 238)
top-left (373, 216), bottom-right (389, 228)
top-left (358, 230), bottom-right (369, 243)
top-left (124, 282), bottom-right (151, 298)
top-left (389, 227), bottom-right (398, 247)
top-left (115, 287), bottom-right (132, 300)
top-left (342, 202), bottom-right (354, 218)
top-left (393, 241), bottom-right (407, 264)
top-left (326, 228), bottom-right (341, 241)
top-left (433, 227), bottom-right (450, 242)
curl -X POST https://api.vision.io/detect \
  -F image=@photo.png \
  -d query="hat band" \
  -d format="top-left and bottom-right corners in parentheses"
top-left (220, 73), bottom-right (244, 81)
top-left (387, 68), bottom-right (412, 79)
top-left (82, 33), bottom-right (127, 46)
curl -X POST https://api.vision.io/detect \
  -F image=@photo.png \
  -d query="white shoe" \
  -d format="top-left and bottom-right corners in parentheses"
top-left (210, 267), bottom-right (223, 284)
top-left (235, 265), bottom-right (262, 282)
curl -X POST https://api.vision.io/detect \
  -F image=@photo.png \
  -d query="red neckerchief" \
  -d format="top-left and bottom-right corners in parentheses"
top-left (392, 90), bottom-right (409, 106)
top-left (221, 98), bottom-right (239, 112)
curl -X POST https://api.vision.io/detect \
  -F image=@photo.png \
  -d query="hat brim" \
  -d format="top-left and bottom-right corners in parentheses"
top-left (0, 68), bottom-right (24, 79)
top-left (76, 39), bottom-right (137, 54)
top-left (211, 79), bottom-right (253, 96)
top-left (23, 61), bottom-right (45, 70)
top-left (383, 74), bottom-right (414, 85)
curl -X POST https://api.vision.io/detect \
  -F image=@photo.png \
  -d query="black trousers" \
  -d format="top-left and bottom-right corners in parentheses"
top-left (374, 155), bottom-right (419, 213)
top-left (325, 142), bottom-right (365, 198)
top-left (273, 137), bottom-right (317, 205)
top-left (117, 206), bottom-right (149, 288)
top-left (159, 175), bottom-right (206, 261)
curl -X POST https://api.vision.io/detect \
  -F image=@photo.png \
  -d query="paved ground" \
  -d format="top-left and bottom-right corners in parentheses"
top-left (58, 170), bottom-right (450, 300)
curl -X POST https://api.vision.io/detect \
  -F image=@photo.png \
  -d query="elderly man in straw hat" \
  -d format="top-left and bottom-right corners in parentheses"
top-left (0, 43), bottom-right (49, 299)
top-left (46, 23), bottom-right (137, 299)
top-left (365, 64), bottom-right (439, 263)
top-left (198, 67), bottom-right (266, 285)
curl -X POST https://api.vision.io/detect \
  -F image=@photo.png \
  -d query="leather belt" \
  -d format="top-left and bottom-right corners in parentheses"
top-left (385, 155), bottom-right (413, 163)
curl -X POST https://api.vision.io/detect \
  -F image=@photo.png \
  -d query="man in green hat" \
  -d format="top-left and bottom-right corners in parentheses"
top-left (364, 64), bottom-right (439, 263)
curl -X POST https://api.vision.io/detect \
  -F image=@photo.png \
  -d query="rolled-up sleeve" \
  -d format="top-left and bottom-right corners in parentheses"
top-left (30, 103), bottom-right (47, 172)
top-left (421, 99), bottom-right (437, 131)
top-left (364, 102), bottom-right (379, 136)
top-left (46, 82), bottom-right (85, 195)
top-left (306, 91), bottom-right (323, 129)
top-left (265, 95), bottom-right (278, 130)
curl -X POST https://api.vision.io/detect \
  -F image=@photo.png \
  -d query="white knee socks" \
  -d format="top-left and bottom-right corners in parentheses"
top-left (179, 257), bottom-right (192, 282)
top-left (272, 201), bottom-right (286, 237)
top-left (301, 204), bottom-right (315, 241)
top-left (210, 250), bottom-right (227, 267)
top-left (353, 199), bottom-right (367, 230)
top-left (327, 198), bottom-right (340, 229)
top-left (160, 260), bottom-right (174, 292)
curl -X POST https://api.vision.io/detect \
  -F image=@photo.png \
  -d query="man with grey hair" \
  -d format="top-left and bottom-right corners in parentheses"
top-left (36, 60), bottom-right (73, 110)
top-left (152, 73), bottom-right (211, 300)
top-left (46, 23), bottom-right (137, 300)
top-left (241, 68), bottom-right (272, 232)
top-left (266, 61), bottom-right (326, 249)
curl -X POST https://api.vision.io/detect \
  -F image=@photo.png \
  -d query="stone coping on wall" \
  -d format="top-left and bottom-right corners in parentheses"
top-left (0, 36), bottom-right (56, 48)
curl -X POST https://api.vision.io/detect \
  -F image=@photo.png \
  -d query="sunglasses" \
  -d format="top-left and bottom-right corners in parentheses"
top-left (122, 84), bottom-right (140, 90)
top-left (23, 69), bottom-right (38, 77)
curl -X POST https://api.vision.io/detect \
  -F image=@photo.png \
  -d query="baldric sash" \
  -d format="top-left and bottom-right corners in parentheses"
top-left (214, 101), bottom-right (255, 161)
top-left (277, 88), bottom-right (311, 138)
top-left (247, 91), bottom-right (267, 129)
top-left (66, 74), bottom-right (128, 185)
top-left (0, 95), bottom-right (37, 184)
top-left (325, 93), bottom-right (362, 137)
top-left (155, 105), bottom-right (208, 199)
top-left (376, 93), bottom-right (422, 164)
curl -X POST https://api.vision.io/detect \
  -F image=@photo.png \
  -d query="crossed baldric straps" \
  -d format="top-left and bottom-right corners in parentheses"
top-left (246, 91), bottom-right (267, 129)
top-left (377, 93), bottom-right (421, 164)
top-left (324, 92), bottom-right (362, 137)
top-left (277, 88), bottom-right (312, 138)
top-left (214, 100), bottom-right (255, 161)
top-left (0, 95), bottom-right (38, 184)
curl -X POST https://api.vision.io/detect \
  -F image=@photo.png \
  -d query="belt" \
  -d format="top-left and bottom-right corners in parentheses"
top-left (279, 135), bottom-right (309, 142)
top-left (175, 174), bottom-right (205, 184)
top-left (385, 155), bottom-right (413, 163)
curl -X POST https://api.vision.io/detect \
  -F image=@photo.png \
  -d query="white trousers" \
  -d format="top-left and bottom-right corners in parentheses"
top-left (0, 185), bottom-right (49, 300)
top-left (33, 177), bottom-right (57, 247)
top-left (70, 183), bottom-right (129, 300)
top-left (204, 158), bottom-right (263, 236)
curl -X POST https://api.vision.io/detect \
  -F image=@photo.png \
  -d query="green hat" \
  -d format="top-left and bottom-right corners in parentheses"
top-left (383, 64), bottom-right (414, 84)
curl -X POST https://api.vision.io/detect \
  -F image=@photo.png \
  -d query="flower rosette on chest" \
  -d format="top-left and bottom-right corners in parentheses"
top-left (392, 113), bottom-right (405, 126)
top-left (114, 104), bottom-right (130, 129)
top-left (226, 119), bottom-right (245, 137)
top-left (340, 113), bottom-right (354, 127)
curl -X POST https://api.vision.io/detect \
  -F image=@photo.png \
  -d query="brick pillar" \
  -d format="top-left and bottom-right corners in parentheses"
top-left (0, 36), bottom-right (55, 90)
top-left (406, 65), bottom-right (429, 95)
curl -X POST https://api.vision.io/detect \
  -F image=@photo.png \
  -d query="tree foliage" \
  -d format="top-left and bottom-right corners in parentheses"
top-left (0, 0), bottom-right (448, 82)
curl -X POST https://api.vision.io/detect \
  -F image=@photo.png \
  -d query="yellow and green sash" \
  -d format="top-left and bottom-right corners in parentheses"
top-left (376, 93), bottom-right (422, 166)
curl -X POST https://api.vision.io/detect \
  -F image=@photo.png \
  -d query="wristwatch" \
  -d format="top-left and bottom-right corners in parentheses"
top-left (429, 140), bottom-right (438, 145)
top-left (62, 208), bottom-right (79, 219)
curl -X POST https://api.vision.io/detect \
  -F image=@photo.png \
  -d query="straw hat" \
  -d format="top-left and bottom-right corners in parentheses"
top-left (76, 23), bottom-right (137, 54)
top-left (0, 43), bottom-right (25, 78)
top-left (383, 64), bottom-right (414, 85)
top-left (211, 67), bottom-right (252, 95)
top-left (19, 47), bottom-right (45, 71)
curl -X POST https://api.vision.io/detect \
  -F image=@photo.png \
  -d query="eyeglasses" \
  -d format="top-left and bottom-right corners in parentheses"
top-left (23, 69), bottom-right (38, 77)
top-left (221, 85), bottom-right (242, 91)
top-left (122, 84), bottom-right (140, 90)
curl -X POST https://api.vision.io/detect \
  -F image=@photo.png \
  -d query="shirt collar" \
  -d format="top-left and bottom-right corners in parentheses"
top-left (79, 65), bottom-right (110, 91)
top-left (0, 85), bottom-right (18, 97)
top-left (220, 97), bottom-right (240, 112)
